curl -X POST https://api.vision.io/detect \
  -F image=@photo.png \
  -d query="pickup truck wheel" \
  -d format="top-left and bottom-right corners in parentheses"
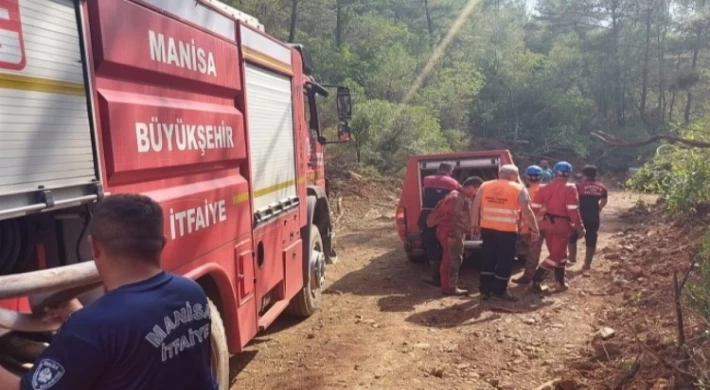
top-left (287, 225), bottom-right (324, 317)
top-left (209, 299), bottom-right (229, 390)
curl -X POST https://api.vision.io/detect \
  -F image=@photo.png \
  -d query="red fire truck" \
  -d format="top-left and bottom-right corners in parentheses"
top-left (0, 0), bottom-right (350, 386)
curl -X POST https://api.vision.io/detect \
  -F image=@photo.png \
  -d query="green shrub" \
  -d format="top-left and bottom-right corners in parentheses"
top-left (628, 118), bottom-right (710, 217)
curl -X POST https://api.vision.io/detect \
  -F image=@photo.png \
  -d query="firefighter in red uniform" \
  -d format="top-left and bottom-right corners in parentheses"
top-left (426, 176), bottom-right (483, 295)
top-left (513, 165), bottom-right (545, 284)
top-left (568, 165), bottom-right (608, 270)
top-left (471, 165), bottom-right (539, 301)
top-left (419, 162), bottom-right (461, 286)
top-left (530, 161), bottom-right (584, 292)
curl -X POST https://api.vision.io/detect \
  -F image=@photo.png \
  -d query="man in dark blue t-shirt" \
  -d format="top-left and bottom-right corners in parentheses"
top-left (0, 194), bottom-right (217, 390)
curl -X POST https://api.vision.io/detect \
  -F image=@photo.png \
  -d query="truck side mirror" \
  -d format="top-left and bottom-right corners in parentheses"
top-left (337, 123), bottom-right (351, 142)
top-left (336, 87), bottom-right (352, 122)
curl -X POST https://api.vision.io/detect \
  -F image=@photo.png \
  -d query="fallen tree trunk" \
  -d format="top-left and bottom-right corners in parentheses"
top-left (591, 131), bottom-right (710, 148)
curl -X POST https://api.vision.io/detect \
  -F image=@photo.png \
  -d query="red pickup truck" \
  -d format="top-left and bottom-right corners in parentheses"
top-left (395, 150), bottom-right (528, 263)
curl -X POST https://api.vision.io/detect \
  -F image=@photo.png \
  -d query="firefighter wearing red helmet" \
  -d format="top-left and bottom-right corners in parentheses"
top-left (530, 161), bottom-right (584, 292)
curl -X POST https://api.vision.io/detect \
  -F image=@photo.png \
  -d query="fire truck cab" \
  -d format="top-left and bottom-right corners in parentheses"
top-left (0, 0), bottom-right (350, 387)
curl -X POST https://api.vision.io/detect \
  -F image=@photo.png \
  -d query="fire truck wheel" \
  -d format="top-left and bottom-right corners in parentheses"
top-left (208, 298), bottom-right (229, 390)
top-left (287, 225), bottom-right (324, 317)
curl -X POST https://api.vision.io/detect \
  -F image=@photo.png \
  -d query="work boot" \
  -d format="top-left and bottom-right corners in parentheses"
top-left (568, 243), bottom-right (577, 264)
top-left (554, 267), bottom-right (567, 292)
top-left (582, 247), bottom-right (596, 271)
top-left (492, 291), bottom-right (518, 302)
top-left (442, 287), bottom-right (469, 296)
top-left (421, 275), bottom-right (441, 287)
top-left (530, 268), bottom-right (550, 293)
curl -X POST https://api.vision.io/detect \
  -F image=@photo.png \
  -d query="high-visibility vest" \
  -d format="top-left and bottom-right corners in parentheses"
top-left (480, 179), bottom-right (524, 233)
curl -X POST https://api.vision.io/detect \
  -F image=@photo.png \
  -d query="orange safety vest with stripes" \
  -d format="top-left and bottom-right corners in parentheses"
top-left (479, 179), bottom-right (524, 233)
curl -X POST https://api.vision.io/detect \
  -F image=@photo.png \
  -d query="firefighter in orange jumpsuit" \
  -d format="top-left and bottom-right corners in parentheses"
top-left (530, 161), bottom-right (584, 292)
top-left (426, 176), bottom-right (483, 296)
top-left (512, 165), bottom-right (545, 284)
top-left (470, 165), bottom-right (539, 301)
top-left (419, 162), bottom-right (461, 286)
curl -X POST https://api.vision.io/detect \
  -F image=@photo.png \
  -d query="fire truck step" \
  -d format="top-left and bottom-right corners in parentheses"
top-left (258, 299), bottom-right (290, 331)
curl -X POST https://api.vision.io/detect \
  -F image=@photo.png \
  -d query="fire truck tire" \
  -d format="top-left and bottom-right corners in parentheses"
top-left (287, 225), bottom-right (323, 317)
top-left (208, 298), bottom-right (229, 390)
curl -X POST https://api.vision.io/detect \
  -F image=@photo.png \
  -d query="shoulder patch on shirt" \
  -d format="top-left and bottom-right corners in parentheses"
top-left (32, 359), bottom-right (65, 390)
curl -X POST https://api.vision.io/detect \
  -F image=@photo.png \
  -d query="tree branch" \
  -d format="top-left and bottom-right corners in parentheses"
top-left (591, 130), bottom-right (710, 148)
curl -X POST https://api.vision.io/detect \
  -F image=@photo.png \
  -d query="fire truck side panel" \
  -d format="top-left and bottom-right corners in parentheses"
top-left (175, 241), bottom-right (256, 352)
top-left (243, 63), bottom-right (298, 214)
top-left (289, 49), bottom-right (309, 229)
top-left (83, 0), bottom-right (255, 352)
top-left (237, 23), bottom-right (309, 320)
top-left (252, 222), bottom-right (285, 304)
top-left (0, 0), bottom-right (98, 207)
top-left (233, 241), bottom-right (258, 348)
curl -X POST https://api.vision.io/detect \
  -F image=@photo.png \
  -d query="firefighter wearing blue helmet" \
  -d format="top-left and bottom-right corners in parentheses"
top-left (529, 161), bottom-right (585, 292)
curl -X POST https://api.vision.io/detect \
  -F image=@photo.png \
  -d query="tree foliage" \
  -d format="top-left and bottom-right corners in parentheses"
top-left (230, 0), bottom-right (710, 173)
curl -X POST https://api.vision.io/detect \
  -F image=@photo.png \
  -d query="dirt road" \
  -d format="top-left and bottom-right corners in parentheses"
top-left (231, 191), bottom-right (651, 389)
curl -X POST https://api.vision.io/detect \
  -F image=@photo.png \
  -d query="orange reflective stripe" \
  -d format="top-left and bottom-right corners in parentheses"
top-left (480, 180), bottom-right (523, 232)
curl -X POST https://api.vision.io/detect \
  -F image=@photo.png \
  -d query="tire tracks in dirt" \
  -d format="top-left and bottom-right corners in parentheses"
top-left (231, 191), bottom-right (652, 389)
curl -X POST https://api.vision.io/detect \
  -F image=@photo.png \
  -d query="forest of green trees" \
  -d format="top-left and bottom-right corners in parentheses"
top-left (230, 0), bottom-right (710, 174)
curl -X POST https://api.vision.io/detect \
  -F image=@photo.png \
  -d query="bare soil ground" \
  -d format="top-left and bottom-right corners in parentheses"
top-left (230, 183), bottom-right (694, 390)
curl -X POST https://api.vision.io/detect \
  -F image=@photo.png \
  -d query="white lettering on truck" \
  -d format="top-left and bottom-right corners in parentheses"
top-left (148, 30), bottom-right (217, 77)
top-left (135, 118), bottom-right (234, 156)
top-left (169, 200), bottom-right (227, 240)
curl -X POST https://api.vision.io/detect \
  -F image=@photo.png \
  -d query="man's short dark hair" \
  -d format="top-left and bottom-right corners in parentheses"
top-left (438, 162), bottom-right (454, 174)
top-left (89, 194), bottom-right (165, 262)
top-left (463, 176), bottom-right (484, 188)
top-left (582, 165), bottom-right (597, 178)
